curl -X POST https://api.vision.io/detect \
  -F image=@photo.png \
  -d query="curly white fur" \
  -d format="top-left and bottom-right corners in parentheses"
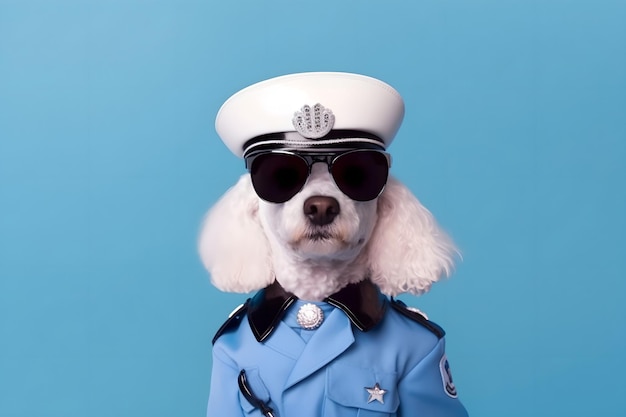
top-left (198, 176), bottom-right (273, 293)
top-left (199, 167), bottom-right (457, 300)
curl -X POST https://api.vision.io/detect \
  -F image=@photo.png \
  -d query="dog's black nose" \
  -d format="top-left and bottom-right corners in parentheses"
top-left (303, 196), bottom-right (340, 226)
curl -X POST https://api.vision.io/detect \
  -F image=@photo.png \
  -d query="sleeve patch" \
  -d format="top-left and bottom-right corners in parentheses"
top-left (439, 354), bottom-right (458, 398)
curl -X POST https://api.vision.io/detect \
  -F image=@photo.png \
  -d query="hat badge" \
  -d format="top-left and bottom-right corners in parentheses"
top-left (292, 103), bottom-right (335, 139)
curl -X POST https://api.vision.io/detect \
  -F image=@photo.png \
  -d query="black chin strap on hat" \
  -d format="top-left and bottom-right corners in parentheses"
top-left (238, 370), bottom-right (276, 417)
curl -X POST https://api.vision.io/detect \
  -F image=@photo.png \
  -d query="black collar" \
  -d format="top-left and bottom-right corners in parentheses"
top-left (247, 279), bottom-right (387, 342)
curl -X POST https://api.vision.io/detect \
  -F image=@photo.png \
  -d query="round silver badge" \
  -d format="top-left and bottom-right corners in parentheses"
top-left (296, 303), bottom-right (324, 330)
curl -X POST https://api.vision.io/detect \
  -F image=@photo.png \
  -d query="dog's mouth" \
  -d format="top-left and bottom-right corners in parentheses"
top-left (305, 230), bottom-right (334, 241)
top-left (293, 225), bottom-right (365, 258)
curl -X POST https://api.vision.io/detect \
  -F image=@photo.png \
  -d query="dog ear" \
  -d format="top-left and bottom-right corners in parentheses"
top-left (364, 176), bottom-right (458, 297)
top-left (198, 174), bottom-right (274, 293)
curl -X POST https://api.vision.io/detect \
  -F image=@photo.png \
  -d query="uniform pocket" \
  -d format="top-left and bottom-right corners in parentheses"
top-left (237, 368), bottom-right (271, 415)
top-left (325, 363), bottom-right (399, 417)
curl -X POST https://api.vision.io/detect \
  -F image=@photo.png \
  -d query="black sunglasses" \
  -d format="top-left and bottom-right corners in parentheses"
top-left (245, 149), bottom-right (391, 203)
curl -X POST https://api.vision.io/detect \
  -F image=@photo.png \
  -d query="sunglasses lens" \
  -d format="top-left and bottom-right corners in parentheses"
top-left (249, 153), bottom-right (309, 203)
top-left (331, 151), bottom-right (389, 201)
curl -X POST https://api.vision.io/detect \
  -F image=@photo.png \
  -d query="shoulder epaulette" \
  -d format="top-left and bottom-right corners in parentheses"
top-left (390, 299), bottom-right (446, 339)
top-left (212, 301), bottom-right (249, 345)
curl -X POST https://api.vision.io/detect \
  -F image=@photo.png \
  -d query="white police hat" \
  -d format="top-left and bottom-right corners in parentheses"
top-left (215, 72), bottom-right (405, 158)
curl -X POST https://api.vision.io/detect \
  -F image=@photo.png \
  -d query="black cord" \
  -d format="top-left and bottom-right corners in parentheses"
top-left (238, 370), bottom-right (276, 417)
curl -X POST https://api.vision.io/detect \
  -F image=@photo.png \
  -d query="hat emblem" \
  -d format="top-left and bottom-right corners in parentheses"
top-left (292, 103), bottom-right (335, 139)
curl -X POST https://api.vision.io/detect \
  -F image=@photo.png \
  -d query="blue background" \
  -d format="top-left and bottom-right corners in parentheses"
top-left (1, 0), bottom-right (625, 416)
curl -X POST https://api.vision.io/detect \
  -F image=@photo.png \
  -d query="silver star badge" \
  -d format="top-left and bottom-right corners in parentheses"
top-left (365, 383), bottom-right (387, 404)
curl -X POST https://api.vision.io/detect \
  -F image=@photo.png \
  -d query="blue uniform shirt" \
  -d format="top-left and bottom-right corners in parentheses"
top-left (208, 280), bottom-right (469, 417)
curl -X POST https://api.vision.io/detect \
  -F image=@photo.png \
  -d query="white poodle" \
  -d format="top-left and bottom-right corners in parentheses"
top-left (200, 72), bottom-right (468, 417)
top-left (198, 165), bottom-right (456, 301)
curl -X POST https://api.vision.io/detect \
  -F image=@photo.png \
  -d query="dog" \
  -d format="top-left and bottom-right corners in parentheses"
top-left (199, 72), bottom-right (468, 417)
top-left (199, 168), bottom-right (455, 302)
